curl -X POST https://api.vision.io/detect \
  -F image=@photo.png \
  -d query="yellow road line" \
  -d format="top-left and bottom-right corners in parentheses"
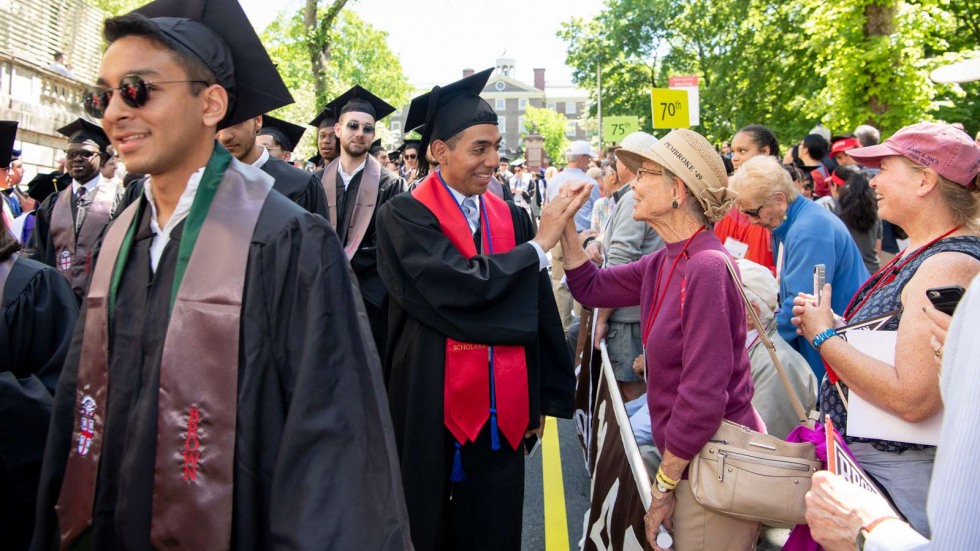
top-left (542, 416), bottom-right (569, 551)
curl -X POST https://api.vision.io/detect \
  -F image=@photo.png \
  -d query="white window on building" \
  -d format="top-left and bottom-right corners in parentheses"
top-left (565, 102), bottom-right (576, 115)
top-left (391, 120), bottom-right (401, 132)
top-left (495, 98), bottom-right (506, 110)
top-left (518, 116), bottom-right (526, 133)
top-left (565, 121), bottom-right (577, 136)
top-left (499, 117), bottom-right (507, 133)
top-left (547, 102), bottom-right (556, 111)
top-left (519, 98), bottom-right (527, 109)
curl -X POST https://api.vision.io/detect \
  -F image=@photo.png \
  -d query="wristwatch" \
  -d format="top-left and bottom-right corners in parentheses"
top-left (855, 516), bottom-right (901, 550)
top-left (655, 478), bottom-right (673, 495)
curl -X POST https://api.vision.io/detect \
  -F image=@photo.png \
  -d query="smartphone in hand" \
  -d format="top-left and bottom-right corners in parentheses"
top-left (813, 264), bottom-right (826, 306)
top-left (524, 433), bottom-right (542, 459)
top-left (926, 285), bottom-right (965, 315)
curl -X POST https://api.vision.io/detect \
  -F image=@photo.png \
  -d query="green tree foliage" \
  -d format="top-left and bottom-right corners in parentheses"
top-left (559, 0), bottom-right (978, 144)
top-left (522, 105), bottom-right (570, 167)
top-left (262, 8), bottom-right (413, 156)
top-left (303, 0), bottom-right (348, 111)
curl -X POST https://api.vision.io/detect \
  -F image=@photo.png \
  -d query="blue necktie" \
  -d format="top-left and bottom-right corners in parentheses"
top-left (462, 196), bottom-right (479, 235)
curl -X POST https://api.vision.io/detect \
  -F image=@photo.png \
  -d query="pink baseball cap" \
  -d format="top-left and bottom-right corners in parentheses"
top-left (848, 122), bottom-right (980, 186)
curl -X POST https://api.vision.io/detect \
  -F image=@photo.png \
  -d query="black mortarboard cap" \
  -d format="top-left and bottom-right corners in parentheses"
top-left (259, 114), bottom-right (305, 152)
top-left (57, 118), bottom-right (111, 152)
top-left (128, 0), bottom-right (293, 128)
top-left (369, 139), bottom-right (384, 155)
top-left (308, 152), bottom-right (322, 166)
top-left (405, 68), bottom-right (498, 157)
top-left (398, 139), bottom-right (421, 154)
top-left (499, 156), bottom-right (510, 164)
top-left (309, 107), bottom-right (336, 129)
top-left (323, 86), bottom-right (395, 122)
top-left (388, 150), bottom-right (401, 163)
top-left (0, 121), bottom-right (17, 169)
top-left (27, 171), bottom-right (71, 202)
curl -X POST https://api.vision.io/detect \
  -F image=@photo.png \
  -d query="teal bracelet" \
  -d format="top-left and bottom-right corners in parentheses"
top-left (811, 328), bottom-right (839, 350)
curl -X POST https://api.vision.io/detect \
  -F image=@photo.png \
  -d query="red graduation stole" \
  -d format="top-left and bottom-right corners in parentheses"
top-left (412, 172), bottom-right (529, 451)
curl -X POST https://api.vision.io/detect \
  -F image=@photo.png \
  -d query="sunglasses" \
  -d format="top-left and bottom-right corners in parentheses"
top-left (403, 153), bottom-right (418, 160)
top-left (345, 121), bottom-right (375, 134)
top-left (740, 202), bottom-right (767, 219)
top-left (83, 75), bottom-right (210, 118)
top-left (66, 149), bottom-right (99, 160)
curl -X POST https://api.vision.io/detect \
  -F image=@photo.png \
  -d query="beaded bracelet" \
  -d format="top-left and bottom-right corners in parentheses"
top-left (811, 328), bottom-right (840, 350)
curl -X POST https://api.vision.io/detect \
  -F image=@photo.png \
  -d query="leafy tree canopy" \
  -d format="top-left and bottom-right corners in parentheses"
top-left (559, 0), bottom-right (980, 145)
top-left (522, 105), bottom-right (570, 167)
top-left (262, 7), bottom-right (413, 157)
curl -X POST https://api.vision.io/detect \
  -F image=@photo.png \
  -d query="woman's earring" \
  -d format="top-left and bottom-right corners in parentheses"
top-left (671, 199), bottom-right (679, 209)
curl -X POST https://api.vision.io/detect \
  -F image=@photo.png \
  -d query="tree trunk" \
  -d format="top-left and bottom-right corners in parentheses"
top-left (864, 2), bottom-right (896, 120)
top-left (304, 0), bottom-right (349, 110)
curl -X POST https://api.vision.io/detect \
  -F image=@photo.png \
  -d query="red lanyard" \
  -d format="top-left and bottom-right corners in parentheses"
top-left (843, 225), bottom-right (960, 320)
top-left (642, 227), bottom-right (704, 347)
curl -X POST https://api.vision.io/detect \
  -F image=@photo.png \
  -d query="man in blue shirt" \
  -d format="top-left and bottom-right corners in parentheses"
top-left (546, 140), bottom-right (599, 330)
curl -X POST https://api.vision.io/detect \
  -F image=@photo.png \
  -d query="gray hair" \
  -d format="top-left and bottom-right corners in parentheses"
top-left (729, 155), bottom-right (799, 202)
top-left (854, 125), bottom-right (880, 147)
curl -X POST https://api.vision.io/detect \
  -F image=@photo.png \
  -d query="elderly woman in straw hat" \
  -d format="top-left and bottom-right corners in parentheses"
top-left (542, 128), bottom-right (763, 550)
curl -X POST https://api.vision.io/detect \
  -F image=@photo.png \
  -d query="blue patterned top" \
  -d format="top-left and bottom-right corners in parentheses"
top-left (821, 236), bottom-right (980, 453)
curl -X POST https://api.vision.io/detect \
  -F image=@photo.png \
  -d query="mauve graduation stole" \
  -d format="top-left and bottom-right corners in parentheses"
top-left (55, 147), bottom-right (271, 550)
top-left (411, 172), bottom-right (529, 452)
top-left (50, 179), bottom-right (119, 298)
top-left (320, 154), bottom-right (381, 259)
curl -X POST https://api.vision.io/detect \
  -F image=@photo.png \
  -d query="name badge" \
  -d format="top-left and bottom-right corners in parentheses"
top-left (724, 237), bottom-right (749, 259)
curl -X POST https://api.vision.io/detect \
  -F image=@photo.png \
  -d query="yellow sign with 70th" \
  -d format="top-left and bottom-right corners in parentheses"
top-left (651, 89), bottom-right (690, 129)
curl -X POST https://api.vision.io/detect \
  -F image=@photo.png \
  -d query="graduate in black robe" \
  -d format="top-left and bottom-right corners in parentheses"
top-left (333, 165), bottom-right (402, 346)
top-left (377, 68), bottom-right (583, 550)
top-left (216, 113), bottom-right (329, 219)
top-left (26, 120), bottom-right (122, 282)
top-left (32, 2), bottom-right (410, 549)
top-left (35, 186), bottom-right (409, 550)
top-left (0, 131), bottom-right (79, 551)
top-left (317, 86), bottom-right (405, 357)
top-left (257, 154), bottom-right (328, 218)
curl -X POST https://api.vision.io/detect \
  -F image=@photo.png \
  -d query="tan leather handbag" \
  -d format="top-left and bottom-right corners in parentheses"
top-left (688, 253), bottom-right (821, 526)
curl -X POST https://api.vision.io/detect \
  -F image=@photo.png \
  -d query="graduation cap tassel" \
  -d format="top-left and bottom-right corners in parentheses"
top-left (488, 344), bottom-right (501, 451)
top-left (450, 442), bottom-right (466, 482)
top-left (489, 408), bottom-right (501, 451)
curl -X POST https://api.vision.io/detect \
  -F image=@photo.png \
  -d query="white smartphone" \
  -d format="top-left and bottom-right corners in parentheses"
top-left (813, 264), bottom-right (826, 306)
top-left (524, 434), bottom-right (542, 459)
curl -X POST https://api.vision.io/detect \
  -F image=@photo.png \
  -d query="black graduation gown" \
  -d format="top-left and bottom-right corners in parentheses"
top-left (118, 176), bottom-right (146, 212)
top-left (32, 190), bottom-right (411, 550)
top-left (0, 256), bottom-right (78, 551)
top-left (333, 166), bottom-right (403, 357)
top-left (259, 157), bottom-right (329, 219)
top-left (376, 194), bottom-right (575, 550)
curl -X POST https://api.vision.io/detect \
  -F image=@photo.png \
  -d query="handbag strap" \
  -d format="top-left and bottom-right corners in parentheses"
top-left (715, 252), bottom-right (812, 427)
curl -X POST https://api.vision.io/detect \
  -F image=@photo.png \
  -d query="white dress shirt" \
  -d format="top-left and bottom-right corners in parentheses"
top-left (444, 184), bottom-right (547, 270)
top-left (144, 168), bottom-right (204, 272)
top-left (338, 157), bottom-right (367, 190)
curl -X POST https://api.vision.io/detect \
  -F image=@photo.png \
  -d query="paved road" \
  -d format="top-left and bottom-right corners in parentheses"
top-left (522, 417), bottom-right (591, 550)
top-left (518, 417), bottom-right (790, 551)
